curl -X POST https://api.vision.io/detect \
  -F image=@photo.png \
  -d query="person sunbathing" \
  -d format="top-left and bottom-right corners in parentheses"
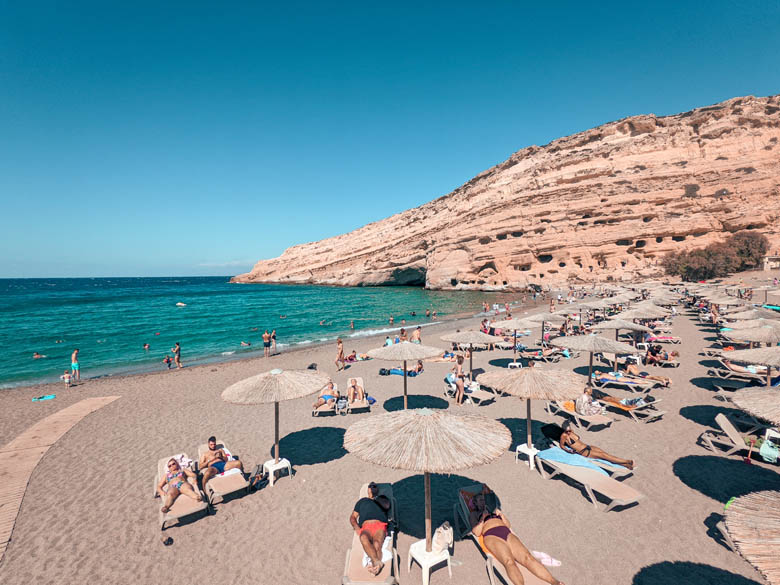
top-left (560, 422), bottom-right (634, 469)
top-left (347, 378), bottom-right (365, 403)
top-left (349, 482), bottom-right (391, 576)
top-left (389, 360), bottom-right (424, 376)
top-left (470, 492), bottom-right (564, 585)
top-left (657, 349), bottom-right (679, 364)
top-left (624, 363), bottom-right (671, 387)
top-left (157, 459), bottom-right (202, 513)
top-left (722, 359), bottom-right (768, 375)
top-left (575, 386), bottom-right (605, 416)
top-left (199, 435), bottom-right (245, 488)
top-left (312, 381), bottom-right (339, 408)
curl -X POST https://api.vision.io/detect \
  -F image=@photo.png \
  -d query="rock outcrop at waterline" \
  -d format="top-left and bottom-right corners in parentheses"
top-left (233, 95), bottom-right (780, 290)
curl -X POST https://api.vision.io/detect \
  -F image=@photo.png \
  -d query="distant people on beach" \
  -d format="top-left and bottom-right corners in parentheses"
top-left (384, 336), bottom-right (392, 346)
top-left (71, 349), bottom-right (81, 382)
top-left (388, 316), bottom-right (394, 325)
top-left (241, 341), bottom-right (251, 346)
top-left (335, 338), bottom-right (346, 371)
top-left (399, 328), bottom-right (408, 342)
top-left (32, 352), bottom-right (46, 359)
top-left (163, 355), bottom-right (173, 369)
top-left (411, 326), bottom-right (422, 344)
top-left (262, 331), bottom-right (271, 357)
top-left (143, 343), bottom-right (150, 350)
top-left (271, 329), bottom-right (277, 353)
top-left (171, 342), bottom-right (182, 368)
top-left (60, 370), bottom-right (71, 388)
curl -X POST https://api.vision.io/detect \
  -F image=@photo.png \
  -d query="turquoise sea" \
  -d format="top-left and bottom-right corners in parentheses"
top-left (0, 277), bottom-right (520, 389)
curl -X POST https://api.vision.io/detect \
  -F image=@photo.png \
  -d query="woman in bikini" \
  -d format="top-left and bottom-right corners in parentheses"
top-left (156, 459), bottom-right (202, 513)
top-left (472, 500), bottom-right (564, 585)
top-left (560, 423), bottom-right (634, 469)
top-left (451, 356), bottom-right (466, 405)
top-left (335, 338), bottom-right (346, 371)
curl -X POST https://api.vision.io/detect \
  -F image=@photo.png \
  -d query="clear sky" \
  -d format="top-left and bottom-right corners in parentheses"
top-left (1, 1), bottom-right (778, 277)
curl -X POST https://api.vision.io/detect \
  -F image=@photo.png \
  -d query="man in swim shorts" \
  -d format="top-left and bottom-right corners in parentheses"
top-left (350, 482), bottom-right (390, 576)
top-left (262, 330), bottom-right (271, 358)
top-left (199, 436), bottom-right (244, 488)
top-left (71, 348), bottom-right (80, 382)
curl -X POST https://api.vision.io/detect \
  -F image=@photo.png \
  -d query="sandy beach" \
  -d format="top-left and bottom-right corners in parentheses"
top-left (0, 295), bottom-right (777, 585)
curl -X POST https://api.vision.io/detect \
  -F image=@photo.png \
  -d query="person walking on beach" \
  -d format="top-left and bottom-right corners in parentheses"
top-left (262, 330), bottom-right (271, 358)
top-left (60, 370), bottom-right (71, 388)
top-left (171, 342), bottom-right (182, 368)
top-left (71, 349), bottom-right (81, 382)
top-left (271, 329), bottom-right (277, 353)
top-left (335, 338), bottom-right (346, 371)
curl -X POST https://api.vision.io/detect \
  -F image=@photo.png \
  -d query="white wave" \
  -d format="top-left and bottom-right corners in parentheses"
top-left (295, 340), bottom-right (312, 345)
top-left (221, 351), bottom-right (236, 356)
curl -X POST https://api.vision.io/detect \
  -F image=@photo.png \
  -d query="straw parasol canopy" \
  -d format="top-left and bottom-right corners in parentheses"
top-left (725, 308), bottom-right (780, 321)
top-left (731, 387), bottom-right (780, 427)
top-left (367, 341), bottom-right (443, 409)
top-left (592, 318), bottom-right (653, 335)
top-left (723, 319), bottom-right (780, 331)
top-left (620, 306), bottom-right (670, 320)
top-left (551, 335), bottom-right (638, 384)
top-left (724, 327), bottom-right (780, 345)
top-left (526, 312), bottom-right (568, 346)
top-left (491, 317), bottom-right (536, 364)
top-left (440, 330), bottom-right (504, 380)
top-left (222, 368), bottom-right (331, 464)
top-left (719, 346), bottom-right (780, 387)
top-left (344, 408), bottom-right (510, 552)
top-left (478, 368), bottom-right (583, 455)
top-left (723, 490), bottom-right (780, 585)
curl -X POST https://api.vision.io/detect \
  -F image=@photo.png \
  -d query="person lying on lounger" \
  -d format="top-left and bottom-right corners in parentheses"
top-left (157, 459), bottom-right (202, 513)
top-left (349, 481), bottom-right (391, 576)
top-left (312, 381), bottom-right (339, 409)
top-left (560, 422), bottom-right (634, 469)
top-left (347, 378), bottom-right (365, 403)
top-left (658, 349), bottom-right (679, 364)
top-left (389, 360), bottom-right (424, 376)
top-left (199, 435), bottom-right (245, 488)
top-left (469, 487), bottom-right (564, 585)
top-left (721, 359), bottom-right (768, 375)
top-left (624, 363), bottom-right (671, 387)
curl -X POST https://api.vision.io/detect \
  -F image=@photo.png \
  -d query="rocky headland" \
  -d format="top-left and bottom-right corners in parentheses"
top-left (233, 95), bottom-right (780, 290)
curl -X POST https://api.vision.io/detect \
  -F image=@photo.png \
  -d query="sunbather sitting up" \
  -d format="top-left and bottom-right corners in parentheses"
top-left (658, 349), bottom-right (679, 364)
top-left (347, 378), bottom-right (365, 403)
top-left (349, 481), bottom-right (391, 576)
top-left (575, 386), bottom-right (605, 416)
top-left (560, 422), bottom-right (634, 469)
top-left (312, 381), bottom-right (339, 409)
top-left (468, 486), bottom-right (564, 585)
top-left (199, 435), bottom-right (245, 488)
top-left (624, 363), bottom-right (671, 387)
top-left (157, 459), bottom-right (202, 513)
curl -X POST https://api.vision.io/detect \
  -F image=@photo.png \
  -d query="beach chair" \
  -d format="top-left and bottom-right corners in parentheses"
top-left (312, 383), bottom-right (339, 416)
top-left (196, 441), bottom-right (251, 505)
top-left (342, 483), bottom-right (400, 585)
top-left (453, 484), bottom-right (553, 585)
top-left (699, 414), bottom-right (756, 458)
top-left (591, 372), bottom-right (657, 393)
top-left (530, 440), bottom-right (633, 478)
top-left (592, 391), bottom-right (666, 424)
top-left (346, 377), bottom-right (371, 414)
top-left (534, 457), bottom-right (645, 512)
top-left (655, 357), bottom-right (680, 368)
top-left (646, 335), bottom-right (681, 344)
top-left (706, 367), bottom-right (766, 383)
top-left (709, 378), bottom-right (752, 402)
top-left (444, 376), bottom-right (496, 406)
top-left (546, 400), bottom-right (614, 430)
top-left (154, 454), bottom-right (209, 530)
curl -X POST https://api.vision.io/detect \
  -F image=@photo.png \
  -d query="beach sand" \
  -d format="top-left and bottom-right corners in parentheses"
top-left (0, 301), bottom-right (775, 585)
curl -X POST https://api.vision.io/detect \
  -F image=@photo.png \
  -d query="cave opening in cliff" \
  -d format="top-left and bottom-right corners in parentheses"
top-left (389, 266), bottom-right (426, 286)
top-left (537, 254), bottom-right (553, 263)
top-left (511, 231), bottom-right (524, 238)
top-left (656, 237), bottom-right (664, 243)
top-left (672, 235), bottom-right (686, 242)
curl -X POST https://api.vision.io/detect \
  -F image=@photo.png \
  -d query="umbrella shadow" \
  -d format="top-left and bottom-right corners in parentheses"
top-left (391, 473), bottom-right (481, 540)
top-left (383, 395), bottom-right (449, 412)
top-left (470, 367), bottom-right (486, 378)
top-left (488, 358), bottom-right (524, 368)
top-left (698, 359), bottom-right (722, 369)
top-left (269, 427), bottom-right (347, 466)
top-left (673, 455), bottom-right (780, 502)
top-left (632, 561), bottom-right (761, 585)
top-left (689, 376), bottom-right (718, 391)
top-left (679, 404), bottom-right (751, 429)
top-left (572, 365), bottom-right (604, 376)
top-left (497, 417), bottom-right (550, 451)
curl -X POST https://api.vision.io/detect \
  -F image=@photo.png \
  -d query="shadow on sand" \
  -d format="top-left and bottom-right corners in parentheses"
top-left (391, 473), bottom-right (480, 540)
top-left (383, 394), bottom-right (450, 412)
top-left (632, 561), bottom-right (761, 585)
top-left (498, 417), bottom-right (550, 452)
top-left (488, 358), bottom-right (524, 368)
top-left (673, 455), bottom-right (780, 502)
top-left (270, 426), bottom-right (347, 466)
top-left (679, 404), bottom-right (751, 429)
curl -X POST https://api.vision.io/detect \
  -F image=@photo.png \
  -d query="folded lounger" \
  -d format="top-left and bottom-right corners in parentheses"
top-left (546, 400), bottom-right (614, 430)
top-left (196, 441), bottom-right (250, 505)
top-left (453, 484), bottom-right (552, 585)
top-left (699, 413), bottom-right (758, 458)
top-left (154, 454), bottom-right (209, 530)
top-left (342, 483), bottom-right (399, 585)
top-left (534, 456), bottom-right (644, 512)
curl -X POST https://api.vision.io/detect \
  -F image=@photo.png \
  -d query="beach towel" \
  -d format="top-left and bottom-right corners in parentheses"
top-left (32, 394), bottom-right (56, 402)
top-left (537, 447), bottom-right (610, 475)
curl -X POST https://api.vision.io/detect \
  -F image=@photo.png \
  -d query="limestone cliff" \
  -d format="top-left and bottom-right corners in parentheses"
top-left (233, 95), bottom-right (780, 290)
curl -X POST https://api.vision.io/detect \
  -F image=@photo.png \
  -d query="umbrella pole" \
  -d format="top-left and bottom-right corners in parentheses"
top-left (403, 360), bottom-right (408, 409)
top-left (469, 344), bottom-right (473, 381)
top-left (767, 366), bottom-right (772, 388)
top-left (274, 401), bottom-right (280, 464)
top-left (540, 320), bottom-right (545, 347)
top-left (513, 329), bottom-right (517, 364)
top-left (588, 352), bottom-right (593, 386)
top-left (526, 399), bottom-right (533, 449)
top-left (424, 471), bottom-right (432, 552)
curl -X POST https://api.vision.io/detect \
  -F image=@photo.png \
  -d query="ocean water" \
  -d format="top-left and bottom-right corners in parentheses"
top-left (0, 277), bottom-right (520, 389)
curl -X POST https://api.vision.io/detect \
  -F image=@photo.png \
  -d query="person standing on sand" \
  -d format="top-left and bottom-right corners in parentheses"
top-left (271, 329), bottom-right (277, 353)
top-left (171, 342), bottom-right (182, 368)
top-left (71, 348), bottom-right (81, 382)
top-left (335, 338), bottom-right (346, 371)
top-left (262, 330), bottom-right (271, 358)
top-left (411, 326), bottom-right (422, 344)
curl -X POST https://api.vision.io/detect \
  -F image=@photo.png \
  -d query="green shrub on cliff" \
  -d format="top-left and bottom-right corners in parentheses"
top-left (661, 231), bottom-right (768, 281)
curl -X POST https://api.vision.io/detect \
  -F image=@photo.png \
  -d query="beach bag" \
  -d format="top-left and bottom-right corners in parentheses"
top-left (379, 368), bottom-right (390, 376)
top-left (431, 522), bottom-right (453, 554)
top-left (760, 440), bottom-right (779, 463)
top-left (307, 363), bottom-right (318, 370)
top-left (336, 397), bottom-right (348, 411)
top-left (367, 395), bottom-right (376, 405)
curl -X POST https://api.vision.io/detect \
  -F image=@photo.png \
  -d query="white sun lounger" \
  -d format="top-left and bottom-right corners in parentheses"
top-left (312, 383), bottom-right (340, 416)
top-left (154, 454), bottom-right (209, 530)
top-left (346, 377), bottom-right (371, 414)
top-left (196, 441), bottom-right (250, 505)
top-left (699, 414), bottom-right (756, 458)
top-left (546, 401), bottom-right (615, 430)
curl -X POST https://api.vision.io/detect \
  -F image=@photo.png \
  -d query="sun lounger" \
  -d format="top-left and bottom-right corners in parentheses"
top-left (645, 336), bottom-right (681, 344)
top-left (312, 383), bottom-right (339, 416)
top-left (706, 368), bottom-right (766, 383)
top-left (699, 413), bottom-right (756, 458)
top-left (533, 445), bottom-right (633, 478)
top-left (342, 483), bottom-right (399, 585)
top-left (154, 454), bottom-right (209, 530)
top-left (196, 441), bottom-right (251, 505)
top-left (545, 400), bottom-right (614, 430)
top-left (534, 457), bottom-right (644, 512)
top-left (347, 377), bottom-right (371, 414)
top-left (591, 372), bottom-right (657, 393)
top-left (592, 392), bottom-right (665, 424)
top-left (654, 358), bottom-right (680, 368)
top-left (453, 484), bottom-right (552, 585)
top-left (444, 377), bottom-right (496, 405)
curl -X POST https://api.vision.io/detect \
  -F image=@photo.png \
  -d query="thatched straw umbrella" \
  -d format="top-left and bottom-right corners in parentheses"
top-left (592, 318), bottom-right (653, 341)
top-left (723, 490), bottom-right (780, 585)
top-left (731, 387), bottom-right (780, 427)
top-left (477, 369), bottom-right (582, 466)
top-left (344, 408), bottom-right (510, 552)
top-left (366, 341), bottom-right (443, 409)
top-left (440, 330), bottom-right (504, 380)
top-left (491, 317), bottom-right (535, 365)
top-left (724, 307), bottom-right (780, 321)
top-left (724, 319), bottom-right (780, 331)
top-left (222, 368), bottom-right (331, 464)
top-left (719, 346), bottom-right (780, 387)
top-left (551, 335), bottom-right (638, 385)
top-left (724, 327), bottom-right (780, 349)
top-left (526, 312), bottom-right (568, 346)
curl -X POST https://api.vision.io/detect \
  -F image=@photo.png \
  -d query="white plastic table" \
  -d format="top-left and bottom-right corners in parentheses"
top-left (514, 443), bottom-right (539, 469)
top-left (262, 458), bottom-right (292, 486)
top-left (407, 539), bottom-right (451, 585)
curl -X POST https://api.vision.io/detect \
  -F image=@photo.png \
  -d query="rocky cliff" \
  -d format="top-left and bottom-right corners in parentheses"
top-left (233, 95), bottom-right (780, 290)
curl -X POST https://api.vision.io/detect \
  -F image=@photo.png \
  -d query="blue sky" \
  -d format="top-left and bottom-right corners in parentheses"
top-left (1, 1), bottom-right (778, 277)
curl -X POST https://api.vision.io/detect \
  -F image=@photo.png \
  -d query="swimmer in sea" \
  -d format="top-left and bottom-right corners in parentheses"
top-left (241, 341), bottom-right (251, 346)
top-left (143, 343), bottom-right (150, 350)
top-left (350, 320), bottom-right (354, 330)
top-left (279, 315), bottom-right (287, 319)
top-left (32, 352), bottom-right (46, 359)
